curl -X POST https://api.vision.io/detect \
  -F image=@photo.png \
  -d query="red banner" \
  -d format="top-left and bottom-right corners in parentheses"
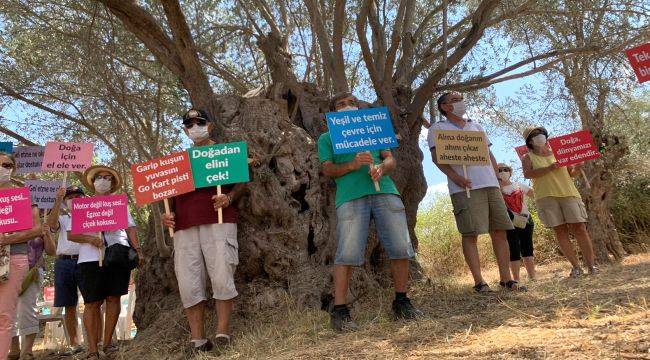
top-left (514, 145), bottom-right (528, 159)
top-left (131, 152), bottom-right (195, 206)
top-left (548, 130), bottom-right (600, 167)
top-left (43, 286), bottom-right (55, 302)
top-left (625, 43), bottom-right (650, 83)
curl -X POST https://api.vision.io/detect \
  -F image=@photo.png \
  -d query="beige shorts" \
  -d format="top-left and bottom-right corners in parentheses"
top-left (536, 196), bottom-right (587, 228)
top-left (450, 187), bottom-right (514, 236)
top-left (173, 223), bottom-right (239, 308)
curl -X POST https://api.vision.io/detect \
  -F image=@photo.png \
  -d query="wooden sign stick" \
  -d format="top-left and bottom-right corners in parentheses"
top-left (580, 169), bottom-right (591, 190)
top-left (217, 185), bottom-right (223, 224)
top-left (61, 171), bottom-right (68, 188)
top-left (371, 164), bottom-right (381, 192)
top-left (163, 198), bottom-right (174, 237)
top-left (98, 232), bottom-right (104, 267)
top-left (463, 165), bottom-right (471, 198)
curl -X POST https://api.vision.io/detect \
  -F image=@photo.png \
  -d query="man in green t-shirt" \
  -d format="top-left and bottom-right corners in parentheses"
top-left (318, 92), bottom-right (422, 332)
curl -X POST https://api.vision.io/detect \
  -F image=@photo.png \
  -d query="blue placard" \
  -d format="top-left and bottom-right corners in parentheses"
top-left (325, 106), bottom-right (398, 154)
top-left (0, 142), bottom-right (13, 154)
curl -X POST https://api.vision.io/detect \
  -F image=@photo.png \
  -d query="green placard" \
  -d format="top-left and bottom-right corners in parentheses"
top-left (188, 141), bottom-right (250, 188)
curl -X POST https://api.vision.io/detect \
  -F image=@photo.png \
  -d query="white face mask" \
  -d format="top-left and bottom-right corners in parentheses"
top-left (94, 179), bottom-right (112, 194)
top-left (0, 167), bottom-right (11, 183)
top-left (498, 172), bottom-right (511, 182)
top-left (532, 134), bottom-right (547, 147)
top-left (187, 124), bottom-right (210, 142)
top-left (450, 101), bottom-right (466, 117)
top-left (337, 106), bottom-right (358, 112)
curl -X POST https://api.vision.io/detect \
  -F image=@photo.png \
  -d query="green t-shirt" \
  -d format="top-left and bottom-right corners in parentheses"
top-left (317, 132), bottom-right (400, 207)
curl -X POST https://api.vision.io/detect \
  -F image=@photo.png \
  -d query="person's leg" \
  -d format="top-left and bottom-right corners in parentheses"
top-left (461, 235), bottom-right (484, 285)
top-left (506, 229), bottom-right (522, 282)
top-left (521, 222), bottom-right (536, 280)
top-left (390, 259), bottom-right (409, 293)
top-left (569, 222), bottom-right (596, 268)
top-left (9, 336), bottom-right (20, 358)
top-left (64, 306), bottom-right (79, 347)
top-left (215, 299), bottom-right (233, 335)
top-left (0, 255), bottom-right (29, 357)
top-left (552, 224), bottom-right (580, 268)
top-left (83, 301), bottom-right (101, 354)
top-left (103, 296), bottom-right (121, 349)
top-left (490, 230), bottom-right (514, 283)
top-left (185, 302), bottom-right (206, 340)
top-left (20, 334), bottom-right (37, 357)
top-left (17, 280), bottom-right (40, 357)
top-left (332, 197), bottom-right (370, 305)
top-left (523, 257), bottom-right (536, 279)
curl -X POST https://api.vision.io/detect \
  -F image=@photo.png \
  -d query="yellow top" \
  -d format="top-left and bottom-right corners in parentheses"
top-left (528, 152), bottom-right (581, 199)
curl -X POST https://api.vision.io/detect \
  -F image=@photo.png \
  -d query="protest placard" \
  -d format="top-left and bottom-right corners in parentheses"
top-left (41, 142), bottom-right (94, 186)
top-left (625, 42), bottom-right (650, 83)
top-left (547, 130), bottom-right (601, 167)
top-left (434, 130), bottom-right (490, 197)
top-left (25, 180), bottom-right (62, 209)
top-left (514, 145), bottom-right (528, 159)
top-left (0, 142), bottom-right (12, 154)
top-left (325, 106), bottom-right (398, 190)
top-left (14, 146), bottom-right (45, 174)
top-left (132, 152), bottom-right (195, 237)
top-left (0, 187), bottom-right (34, 233)
top-left (70, 194), bottom-right (129, 234)
top-left (43, 286), bottom-right (55, 303)
top-left (189, 141), bottom-right (249, 223)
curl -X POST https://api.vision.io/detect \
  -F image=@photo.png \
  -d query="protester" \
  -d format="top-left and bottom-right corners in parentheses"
top-left (46, 186), bottom-right (87, 356)
top-left (162, 109), bottom-right (246, 354)
top-left (67, 165), bottom-right (143, 359)
top-left (0, 152), bottom-right (42, 359)
top-left (428, 92), bottom-right (526, 293)
top-left (8, 213), bottom-right (56, 360)
top-left (521, 126), bottom-right (597, 277)
top-left (497, 163), bottom-right (537, 282)
top-left (318, 93), bottom-right (422, 332)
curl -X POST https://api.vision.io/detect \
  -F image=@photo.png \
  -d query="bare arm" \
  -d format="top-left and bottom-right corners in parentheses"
top-left (0, 206), bottom-right (42, 245)
top-left (43, 227), bottom-right (56, 256)
top-left (322, 152), bottom-right (371, 179)
top-left (379, 150), bottom-right (396, 174)
top-left (67, 232), bottom-right (102, 247)
top-left (46, 187), bottom-right (66, 230)
top-left (522, 154), bottom-right (558, 179)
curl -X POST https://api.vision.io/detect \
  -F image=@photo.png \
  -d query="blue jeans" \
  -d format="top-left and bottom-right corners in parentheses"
top-left (335, 194), bottom-right (414, 265)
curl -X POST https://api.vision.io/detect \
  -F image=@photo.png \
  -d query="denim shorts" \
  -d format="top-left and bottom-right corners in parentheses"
top-left (335, 194), bottom-right (414, 265)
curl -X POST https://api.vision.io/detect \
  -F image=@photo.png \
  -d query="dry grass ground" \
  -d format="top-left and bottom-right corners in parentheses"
top-left (36, 253), bottom-right (649, 359)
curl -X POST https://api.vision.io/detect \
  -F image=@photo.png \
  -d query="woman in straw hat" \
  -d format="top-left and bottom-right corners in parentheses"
top-left (68, 165), bottom-right (143, 359)
top-left (520, 127), bottom-right (597, 278)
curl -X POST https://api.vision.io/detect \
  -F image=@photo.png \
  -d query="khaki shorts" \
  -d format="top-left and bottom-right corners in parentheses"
top-left (536, 196), bottom-right (587, 228)
top-left (173, 223), bottom-right (239, 308)
top-left (450, 187), bottom-right (514, 236)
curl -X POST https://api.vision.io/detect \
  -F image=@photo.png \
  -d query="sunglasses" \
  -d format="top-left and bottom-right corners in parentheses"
top-left (498, 169), bottom-right (511, 173)
top-left (1, 162), bottom-right (14, 169)
top-left (183, 119), bottom-right (207, 128)
top-left (94, 175), bottom-right (113, 181)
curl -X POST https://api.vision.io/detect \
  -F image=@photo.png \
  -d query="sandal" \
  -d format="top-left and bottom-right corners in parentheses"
top-left (473, 282), bottom-right (493, 293)
top-left (500, 280), bottom-right (528, 292)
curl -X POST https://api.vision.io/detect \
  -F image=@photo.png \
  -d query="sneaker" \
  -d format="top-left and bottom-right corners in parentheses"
top-left (569, 267), bottom-right (584, 278)
top-left (185, 339), bottom-right (214, 356)
top-left (330, 305), bottom-right (358, 332)
top-left (392, 297), bottom-right (424, 320)
top-left (213, 334), bottom-right (233, 353)
top-left (588, 266), bottom-right (599, 275)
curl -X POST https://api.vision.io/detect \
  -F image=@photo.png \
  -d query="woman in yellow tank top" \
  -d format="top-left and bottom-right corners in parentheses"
top-left (520, 126), bottom-right (597, 278)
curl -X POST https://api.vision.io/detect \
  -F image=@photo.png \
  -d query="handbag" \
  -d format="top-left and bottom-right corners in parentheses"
top-left (104, 243), bottom-right (139, 270)
top-left (512, 213), bottom-right (529, 229)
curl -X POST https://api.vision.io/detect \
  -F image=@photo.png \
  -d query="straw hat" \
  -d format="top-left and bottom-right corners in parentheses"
top-left (83, 165), bottom-right (122, 194)
top-left (522, 126), bottom-right (548, 143)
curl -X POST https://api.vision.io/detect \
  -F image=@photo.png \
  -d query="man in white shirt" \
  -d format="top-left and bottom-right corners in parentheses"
top-left (46, 186), bottom-right (86, 355)
top-left (427, 92), bottom-right (525, 292)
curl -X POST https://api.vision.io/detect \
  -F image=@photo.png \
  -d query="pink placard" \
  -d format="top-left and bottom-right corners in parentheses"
top-left (548, 130), bottom-right (601, 167)
top-left (0, 187), bottom-right (34, 233)
top-left (41, 142), bottom-right (94, 172)
top-left (70, 194), bottom-right (128, 234)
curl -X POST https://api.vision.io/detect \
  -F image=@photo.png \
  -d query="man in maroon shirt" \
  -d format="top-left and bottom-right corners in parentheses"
top-left (163, 109), bottom-right (247, 354)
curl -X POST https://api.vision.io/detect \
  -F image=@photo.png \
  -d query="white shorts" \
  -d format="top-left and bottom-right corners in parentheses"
top-left (11, 275), bottom-right (41, 337)
top-left (173, 223), bottom-right (239, 308)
